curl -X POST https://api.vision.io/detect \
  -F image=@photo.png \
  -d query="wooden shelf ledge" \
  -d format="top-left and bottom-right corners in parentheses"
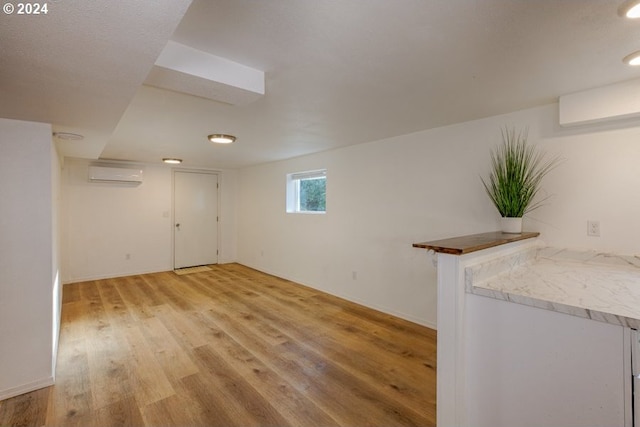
top-left (412, 231), bottom-right (540, 255)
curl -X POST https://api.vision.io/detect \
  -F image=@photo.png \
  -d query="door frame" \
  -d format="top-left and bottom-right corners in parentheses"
top-left (172, 168), bottom-right (221, 269)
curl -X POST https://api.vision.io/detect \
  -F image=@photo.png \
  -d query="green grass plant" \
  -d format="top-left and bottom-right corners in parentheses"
top-left (481, 127), bottom-right (561, 218)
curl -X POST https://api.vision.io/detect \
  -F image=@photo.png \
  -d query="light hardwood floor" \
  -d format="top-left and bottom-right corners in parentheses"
top-left (0, 263), bottom-right (437, 426)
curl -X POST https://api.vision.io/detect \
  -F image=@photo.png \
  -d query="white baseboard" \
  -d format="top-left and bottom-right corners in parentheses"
top-left (332, 291), bottom-right (438, 330)
top-left (0, 376), bottom-right (54, 401)
top-left (237, 261), bottom-right (438, 330)
top-left (62, 266), bottom-right (171, 284)
top-left (62, 261), bottom-right (240, 285)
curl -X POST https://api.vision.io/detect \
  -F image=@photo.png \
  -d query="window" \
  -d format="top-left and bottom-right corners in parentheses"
top-left (286, 169), bottom-right (326, 213)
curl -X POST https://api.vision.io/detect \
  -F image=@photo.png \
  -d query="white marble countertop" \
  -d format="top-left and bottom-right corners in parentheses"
top-left (465, 247), bottom-right (640, 329)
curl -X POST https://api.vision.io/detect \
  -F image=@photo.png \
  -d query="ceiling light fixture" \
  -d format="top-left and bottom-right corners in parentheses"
top-left (162, 158), bottom-right (183, 164)
top-left (53, 132), bottom-right (84, 141)
top-left (623, 51), bottom-right (640, 65)
top-left (619, 0), bottom-right (640, 18)
top-left (208, 134), bottom-right (236, 144)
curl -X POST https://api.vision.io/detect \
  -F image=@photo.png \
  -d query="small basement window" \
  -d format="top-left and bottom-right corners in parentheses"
top-left (286, 169), bottom-right (326, 213)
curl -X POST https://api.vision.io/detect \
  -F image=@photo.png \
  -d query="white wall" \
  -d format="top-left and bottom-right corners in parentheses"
top-left (51, 141), bottom-right (62, 377)
top-left (62, 158), bottom-right (237, 283)
top-left (0, 117), bottom-right (60, 399)
top-left (530, 108), bottom-right (640, 254)
top-left (237, 103), bottom-right (640, 327)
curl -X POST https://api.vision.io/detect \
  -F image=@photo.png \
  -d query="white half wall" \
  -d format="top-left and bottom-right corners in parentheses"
top-left (237, 103), bottom-right (640, 328)
top-left (0, 117), bottom-right (59, 399)
top-left (62, 159), bottom-right (237, 283)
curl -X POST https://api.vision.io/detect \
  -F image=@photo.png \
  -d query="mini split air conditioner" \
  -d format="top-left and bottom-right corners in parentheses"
top-left (88, 166), bottom-right (143, 183)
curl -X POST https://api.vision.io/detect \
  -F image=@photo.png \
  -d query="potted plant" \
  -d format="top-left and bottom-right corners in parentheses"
top-left (481, 127), bottom-right (560, 233)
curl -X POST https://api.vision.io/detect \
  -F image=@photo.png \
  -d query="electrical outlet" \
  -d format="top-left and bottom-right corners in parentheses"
top-left (587, 220), bottom-right (600, 237)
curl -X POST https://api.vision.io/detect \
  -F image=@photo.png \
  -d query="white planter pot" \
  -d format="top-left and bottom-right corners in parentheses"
top-left (501, 217), bottom-right (523, 234)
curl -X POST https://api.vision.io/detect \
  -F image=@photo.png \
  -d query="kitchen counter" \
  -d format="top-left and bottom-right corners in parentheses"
top-left (466, 247), bottom-right (640, 329)
top-left (413, 233), bottom-right (636, 426)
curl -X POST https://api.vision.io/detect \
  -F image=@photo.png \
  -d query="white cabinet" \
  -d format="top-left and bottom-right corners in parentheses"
top-left (466, 294), bottom-right (629, 427)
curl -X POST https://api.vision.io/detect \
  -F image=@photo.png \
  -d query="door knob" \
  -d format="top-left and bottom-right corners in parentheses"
top-left (175, 223), bottom-right (180, 228)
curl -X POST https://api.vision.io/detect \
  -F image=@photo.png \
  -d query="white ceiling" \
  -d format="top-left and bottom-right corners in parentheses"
top-left (0, 0), bottom-right (192, 158)
top-left (3, 0), bottom-right (640, 169)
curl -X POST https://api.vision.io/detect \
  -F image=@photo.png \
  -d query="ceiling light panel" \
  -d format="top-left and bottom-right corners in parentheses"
top-left (619, 0), bottom-right (640, 18)
top-left (163, 158), bottom-right (182, 164)
top-left (623, 51), bottom-right (640, 65)
top-left (208, 134), bottom-right (236, 144)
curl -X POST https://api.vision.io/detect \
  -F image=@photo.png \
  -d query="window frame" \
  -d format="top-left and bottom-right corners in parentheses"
top-left (286, 169), bottom-right (327, 214)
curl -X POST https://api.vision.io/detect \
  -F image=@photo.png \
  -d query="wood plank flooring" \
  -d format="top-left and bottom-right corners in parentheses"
top-left (0, 263), bottom-right (437, 426)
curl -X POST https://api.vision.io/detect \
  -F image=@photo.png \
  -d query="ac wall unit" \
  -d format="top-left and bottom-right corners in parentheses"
top-left (88, 166), bottom-right (143, 183)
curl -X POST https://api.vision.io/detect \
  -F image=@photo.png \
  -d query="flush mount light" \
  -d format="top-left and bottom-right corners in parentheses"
top-left (207, 134), bottom-right (236, 144)
top-left (623, 50), bottom-right (640, 65)
top-left (619, 0), bottom-right (640, 18)
top-left (162, 158), bottom-right (182, 164)
top-left (53, 132), bottom-right (84, 141)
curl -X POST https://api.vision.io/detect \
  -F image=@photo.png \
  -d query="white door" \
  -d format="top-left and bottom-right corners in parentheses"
top-left (174, 171), bottom-right (218, 269)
